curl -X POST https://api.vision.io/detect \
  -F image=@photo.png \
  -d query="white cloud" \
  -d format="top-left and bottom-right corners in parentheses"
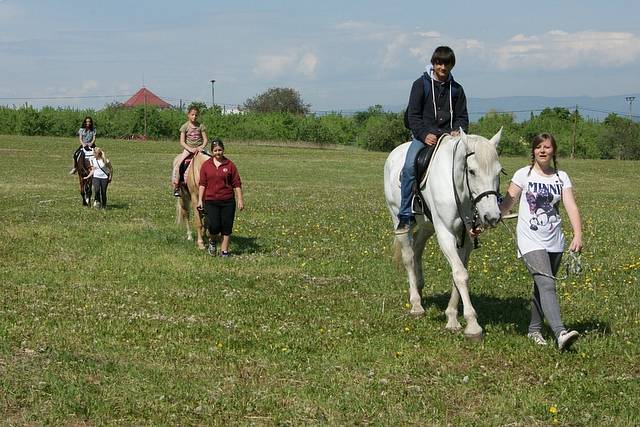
top-left (414, 31), bottom-right (441, 38)
top-left (297, 53), bottom-right (318, 78)
top-left (381, 34), bottom-right (408, 69)
top-left (509, 34), bottom-right (538, 43)
top-left (80, 80), bottom-right (98, 94)
top-left (253, 54), bottom-right (293, 79)
top-left (0, 1), bottom-right (20, 22)
top-left (493, 30), bottom-right (640, 69)
top-left (253, 51), bottom-right (318, 80)
top-left (334, 20), bottom-right (370, 32)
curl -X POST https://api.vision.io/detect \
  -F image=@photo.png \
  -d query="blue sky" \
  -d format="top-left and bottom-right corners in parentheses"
top-left (1, 0), bottom-right (639, 112)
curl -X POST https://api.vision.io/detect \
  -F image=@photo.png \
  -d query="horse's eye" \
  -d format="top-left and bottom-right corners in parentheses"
top-left (469, 169), bottom-right (476, 176)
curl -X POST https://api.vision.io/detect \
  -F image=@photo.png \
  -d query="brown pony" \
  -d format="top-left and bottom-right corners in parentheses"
top-left (75, 149), bottom-right (93, 206)
top-left (176, 152), bottom-right (210, 249)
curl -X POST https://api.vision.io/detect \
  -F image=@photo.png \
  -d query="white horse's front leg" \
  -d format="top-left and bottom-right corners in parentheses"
top-left (445, 286), bottom-right (462, 332)
top-left (396, 232), bottom-right (424, 316)
top-left (413, 225), bottom-right (431, 300)
top-left (437, 232), bottom-right (482, 338)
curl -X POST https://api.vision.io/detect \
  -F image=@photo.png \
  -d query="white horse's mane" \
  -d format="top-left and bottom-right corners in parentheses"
top-left (463, 134), bottom-right (499, 173)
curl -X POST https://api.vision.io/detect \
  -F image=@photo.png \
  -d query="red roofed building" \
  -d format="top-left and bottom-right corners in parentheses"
top-left (123, 87), bottom-right (171, 108)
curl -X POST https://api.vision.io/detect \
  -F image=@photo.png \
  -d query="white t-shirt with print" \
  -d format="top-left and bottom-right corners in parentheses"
top-left (511, 166), bottom-right (572, 256)
top-left (90, 157), bottom-right (110, 179)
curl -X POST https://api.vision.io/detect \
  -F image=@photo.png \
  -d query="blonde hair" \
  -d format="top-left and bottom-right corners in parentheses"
top-left (93, 147), bottom-right (112, 172)
top-left (94, 147), bottom-right (106, 160)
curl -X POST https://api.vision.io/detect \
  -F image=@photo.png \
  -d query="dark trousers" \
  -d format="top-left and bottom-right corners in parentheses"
top-left (92, 177), bottom-right (109, 207)
top-left (204, 199), bottom-right (236, 236)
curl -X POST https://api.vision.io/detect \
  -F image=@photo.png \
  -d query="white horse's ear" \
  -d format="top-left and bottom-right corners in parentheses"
top-left (489, 127), bottom-right (503, 148)
top-left (459, 127), bottom-right (467, 138)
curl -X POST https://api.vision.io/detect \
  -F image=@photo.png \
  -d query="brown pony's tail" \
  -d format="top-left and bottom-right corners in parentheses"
top-left (176, 196), bottom-right (187, 225)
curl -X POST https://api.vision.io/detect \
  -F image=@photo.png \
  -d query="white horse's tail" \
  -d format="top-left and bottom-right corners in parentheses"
top-left (393, 237), bottom-right (403, 270)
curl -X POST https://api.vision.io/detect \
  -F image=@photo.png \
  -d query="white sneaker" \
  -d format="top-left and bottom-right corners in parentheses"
top-left (527, 331), bottom-right (548, 345)
top-left (557, 330), bottom-right (579, 351)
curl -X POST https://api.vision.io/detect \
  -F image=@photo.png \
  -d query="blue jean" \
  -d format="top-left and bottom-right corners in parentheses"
top-left (399, 138), bottom-right (426, 221)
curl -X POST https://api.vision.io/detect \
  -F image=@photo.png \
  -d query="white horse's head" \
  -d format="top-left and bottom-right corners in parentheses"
top-left (460, 128), bottom-right (503, 228)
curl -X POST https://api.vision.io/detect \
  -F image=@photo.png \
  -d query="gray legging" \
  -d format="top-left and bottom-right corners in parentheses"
top-left (92, 177), bottom-right (109, 208)
top-left (522, 250), bottom-right (565, 338)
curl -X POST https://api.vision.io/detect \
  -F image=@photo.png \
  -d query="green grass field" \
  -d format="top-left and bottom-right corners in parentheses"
top-left (1, 135), bottom-right (639, 425)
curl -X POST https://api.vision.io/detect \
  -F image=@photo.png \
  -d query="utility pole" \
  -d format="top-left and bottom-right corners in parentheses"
top-left (571, 105), bottom-right (577, 159)
top-left (625, 96), bottom-right (635, 119)
top-left (210, 80), bottom-right (216, 108)
top-left (143, 90), bottom-right (147, 139)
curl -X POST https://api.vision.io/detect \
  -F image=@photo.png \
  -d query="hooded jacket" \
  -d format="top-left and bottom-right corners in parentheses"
top-left (406, 64), bottom-right (469, 143)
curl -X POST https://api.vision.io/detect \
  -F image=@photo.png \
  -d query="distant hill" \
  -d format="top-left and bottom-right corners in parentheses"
top-left (376, 93), bottom-right (640, 122)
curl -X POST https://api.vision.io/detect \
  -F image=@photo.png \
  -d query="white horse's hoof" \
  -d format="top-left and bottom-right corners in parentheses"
top-left (445, 324), bottom-right (462, 333)
top-left (410, 308), bottom-right (425, 318)
top-left (464, 332), bottom-right (483, 343)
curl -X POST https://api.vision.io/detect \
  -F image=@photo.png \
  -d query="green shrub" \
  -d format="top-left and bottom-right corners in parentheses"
top-left (356, 112), bottom-right (410, 152)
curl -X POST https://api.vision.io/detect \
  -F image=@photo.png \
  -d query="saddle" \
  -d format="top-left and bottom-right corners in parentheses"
top-left (75, 148), bottom-right (94, 174)
top-left (178, 153), bottom-right (195, 184)
top-left (411, 144), bottom-right (436, 220)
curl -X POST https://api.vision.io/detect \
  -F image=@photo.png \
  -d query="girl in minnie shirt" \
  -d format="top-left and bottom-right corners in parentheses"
top-left (84, 147), bottom-right (112, 209)
top-left (499, 133), bottom-right (583, 351)
top-left (197, 139), bottom-right (244, 257)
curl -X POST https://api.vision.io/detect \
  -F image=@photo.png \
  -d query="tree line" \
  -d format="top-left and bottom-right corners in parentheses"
top-left (1, 90), bottom-right (638, 159)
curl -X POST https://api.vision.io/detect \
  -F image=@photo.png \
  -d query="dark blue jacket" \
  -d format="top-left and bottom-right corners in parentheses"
top-left (406, 71), bottom-right (469, 143)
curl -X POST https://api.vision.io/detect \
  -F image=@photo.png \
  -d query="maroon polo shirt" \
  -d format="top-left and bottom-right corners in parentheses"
top-left (198, 157), bottom-right (242, 201)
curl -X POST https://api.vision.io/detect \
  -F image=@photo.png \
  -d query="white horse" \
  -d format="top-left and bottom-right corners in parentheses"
top-left (383, 129), bottom-right (503, 339)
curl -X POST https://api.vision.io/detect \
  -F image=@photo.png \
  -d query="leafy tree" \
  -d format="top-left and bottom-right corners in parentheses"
top-left (470, 110), bottom-right (524, 156)
top-left (599, 114), bottom-right (640, 160)
top-left (353, 105), bottom-right (385, 128)
top-left (187, 101), bottom-right (208, 113)
top-left (244, 88), bottom-right (310, 114)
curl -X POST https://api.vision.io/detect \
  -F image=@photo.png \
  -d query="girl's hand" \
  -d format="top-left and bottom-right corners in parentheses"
top-left (569, 236), bottom-right (583, 253)
top-left (237, 199), bottom-right (244, 211)
top-left (468, 226), bottom-right (483, 238)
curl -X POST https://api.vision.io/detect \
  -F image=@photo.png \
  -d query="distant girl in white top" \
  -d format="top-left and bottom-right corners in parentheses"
top-left (499, 133), bottom-right (583, 351)
top-left (84, 147), bottom-right (113, 209)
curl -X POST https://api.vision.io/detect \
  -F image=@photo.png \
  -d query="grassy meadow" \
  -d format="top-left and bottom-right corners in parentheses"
top-left (1, 135), bottom-right (639, 425)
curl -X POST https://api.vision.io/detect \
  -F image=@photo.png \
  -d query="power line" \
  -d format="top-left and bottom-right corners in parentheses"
top-left (0, 94), bottom-right (131, 100)
top-left (1, 94), bottom-right (638, 119)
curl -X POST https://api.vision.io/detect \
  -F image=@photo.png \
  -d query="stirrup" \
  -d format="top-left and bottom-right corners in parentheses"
top-left (411, 195), bottom-right (424, 215)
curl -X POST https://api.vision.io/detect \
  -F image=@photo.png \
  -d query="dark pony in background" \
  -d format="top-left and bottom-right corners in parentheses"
top-left (75, 148), bottom-right (93, 206)
top-left (176, 152), bottom-right (210, 249)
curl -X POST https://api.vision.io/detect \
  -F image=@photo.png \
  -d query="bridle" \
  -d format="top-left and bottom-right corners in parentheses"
top-left (451, 138), bottom-right (501, 246)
